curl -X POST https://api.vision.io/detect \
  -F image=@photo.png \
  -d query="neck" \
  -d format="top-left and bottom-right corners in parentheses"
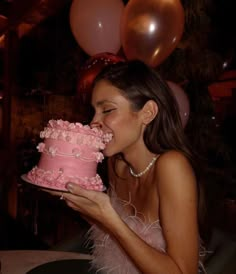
top-left (129, 154), bottom-right (159, 178)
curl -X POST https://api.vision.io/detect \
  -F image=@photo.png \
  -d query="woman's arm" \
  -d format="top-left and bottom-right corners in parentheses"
top-left (62, 151), bottom-right (199, 274)
top-left (156, 150), bottom-right (199, 273)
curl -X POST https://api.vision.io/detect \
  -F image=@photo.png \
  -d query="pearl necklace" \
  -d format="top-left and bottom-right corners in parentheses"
top-left (129, 155), bottom-right (158, 178)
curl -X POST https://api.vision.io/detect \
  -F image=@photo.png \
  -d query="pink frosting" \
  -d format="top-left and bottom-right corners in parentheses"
top-left (27, 167), bottom-right (104, 191)
top-left (26, 119), bottom-right (112, 191)
top-left (40, 119), bottom-right (111, 150)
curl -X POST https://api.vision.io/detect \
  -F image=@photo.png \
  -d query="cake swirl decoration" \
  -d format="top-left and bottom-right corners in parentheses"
top-left (37, 143), bottom-right (104, 162)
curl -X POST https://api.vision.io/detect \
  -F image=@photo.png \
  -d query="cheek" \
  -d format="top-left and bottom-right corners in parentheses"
top-left (104, 111), bottom-right (139, 131)
top-left (103, 114), bottom-right (121, 128)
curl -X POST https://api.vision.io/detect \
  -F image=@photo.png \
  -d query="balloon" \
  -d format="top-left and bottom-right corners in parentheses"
top-left (70, 0), bottom-right (124, 56)
top-left (167, 81), bottom-right (190, 128)
top-left (77, 52), bottom-right (126, 95)
top-left (121, 0), bottom-right (184, 67)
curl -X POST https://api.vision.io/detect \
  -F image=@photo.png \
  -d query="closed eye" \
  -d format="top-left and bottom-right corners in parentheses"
top-left (103, 108), bottom-right (116, 114)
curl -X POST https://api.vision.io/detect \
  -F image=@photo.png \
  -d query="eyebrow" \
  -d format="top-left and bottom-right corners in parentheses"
top-left (94, 100), bottom-right (116, 107)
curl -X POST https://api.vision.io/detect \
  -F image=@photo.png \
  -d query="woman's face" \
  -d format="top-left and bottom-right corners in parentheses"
top-left (90, 80), bottom-right (145, 156)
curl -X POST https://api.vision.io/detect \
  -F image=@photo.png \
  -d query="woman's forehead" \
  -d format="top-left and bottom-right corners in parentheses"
top-left (91, 94), bottom-right (128, 108)
top-left (92, 81), bottom-right (124, 103)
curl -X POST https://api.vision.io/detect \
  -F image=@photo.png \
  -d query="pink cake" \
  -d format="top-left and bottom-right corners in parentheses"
top-left (26, 119), bottom-right (111, 192)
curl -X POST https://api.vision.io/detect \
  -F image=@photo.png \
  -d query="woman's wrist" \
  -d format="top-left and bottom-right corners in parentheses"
top-left (101, 204), bottom-right (123, 232)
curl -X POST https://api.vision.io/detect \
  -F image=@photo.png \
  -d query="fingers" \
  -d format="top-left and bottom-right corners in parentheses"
top-left (41, 189), bottom-right (67, 203)
top-left (40, 183), bottom-right (96, 199)
top-left (66, 183), bottom-right (96, 199)
top-left (42, 188), bottom-right (63, 197)
top-left (66, 182), bottom-right (84, 193)
top-left (41, 183), bottom-right (102, 206)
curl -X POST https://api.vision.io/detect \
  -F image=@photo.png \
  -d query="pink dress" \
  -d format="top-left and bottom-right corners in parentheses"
top-left (88, 189), bottom-right (166, 274)
top-left (88, 189), bottom-right (206, 273)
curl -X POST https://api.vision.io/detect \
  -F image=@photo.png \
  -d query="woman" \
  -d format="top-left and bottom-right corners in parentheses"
top-left (61, 60), bottom-right (204, 273)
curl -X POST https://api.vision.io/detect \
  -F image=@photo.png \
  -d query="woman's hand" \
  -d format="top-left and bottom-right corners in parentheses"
top-left (42, 183), bottom-right (118, 228)
top-left (59, 183), bottom-right (115, 226)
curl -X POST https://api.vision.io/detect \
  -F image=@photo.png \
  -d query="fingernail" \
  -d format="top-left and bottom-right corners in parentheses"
top-left (66, 183), bottom-right (74, 192)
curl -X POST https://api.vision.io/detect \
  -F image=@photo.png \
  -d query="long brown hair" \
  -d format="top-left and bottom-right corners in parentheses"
top-left (94, 60), bottom-right (197, 169)
top-left (93, 60), bottom-right (208, 238)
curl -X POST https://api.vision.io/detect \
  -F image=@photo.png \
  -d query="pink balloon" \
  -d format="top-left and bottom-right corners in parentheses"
top-left (121, 0), bottom-right (184, 67)
top-left (167, 81), bottom-right (190, 128)
top-left (69, 0), bottom-right (124, 56)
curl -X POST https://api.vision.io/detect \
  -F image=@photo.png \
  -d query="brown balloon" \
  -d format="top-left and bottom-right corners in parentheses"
top-left (121, 0), bottom-right (184, 67)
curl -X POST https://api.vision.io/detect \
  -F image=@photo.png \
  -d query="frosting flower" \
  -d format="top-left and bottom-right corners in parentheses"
top-left (37, 143), bottom-right (45, 152)
top-left (48, 146), bottom-right (58, 157)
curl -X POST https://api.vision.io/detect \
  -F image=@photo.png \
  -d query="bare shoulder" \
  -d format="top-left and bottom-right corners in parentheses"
top-left (156, 150), bottom-right (193, 173)
top-left (155, 150), bottom-right (197, 191)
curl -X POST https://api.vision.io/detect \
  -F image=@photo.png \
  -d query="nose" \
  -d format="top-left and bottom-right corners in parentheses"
top-left (90, 115), bottom-right (102, 129)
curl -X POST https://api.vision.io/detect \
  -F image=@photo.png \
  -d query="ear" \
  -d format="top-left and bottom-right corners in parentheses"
top-left (141, 100), bottom-right (158, 125)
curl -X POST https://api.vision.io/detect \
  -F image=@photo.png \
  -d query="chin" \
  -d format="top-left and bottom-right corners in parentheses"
top-left (103, 150), bottom-right (113, 157)
top-left (102, 146), bottom-right (117, 158)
